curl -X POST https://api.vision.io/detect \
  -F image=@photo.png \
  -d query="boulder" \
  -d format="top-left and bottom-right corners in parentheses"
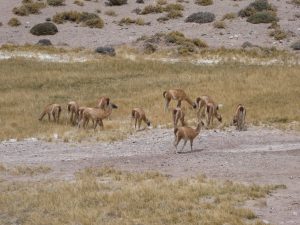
top-left (95, 46), bottom-right (116, 56)
top-left (36, 39), bottom-right (52, 46)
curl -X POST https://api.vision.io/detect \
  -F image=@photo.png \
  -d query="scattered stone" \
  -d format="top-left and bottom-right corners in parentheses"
top-left (95, 46), bottom-right (116, 56)
top-left (36, 39), bottom-right (52, 46)
top-left (241, 41), bottom-right (254, 48)
top-left (136, 0), bottom-right (144, 3)
top-left (185, 12), bottom-right (215, 24)
top-left (30, 22), bottom-right (58, 36)
top-left (262, 220), bottom-right (270, 224)
top-left (46, 18), bottom-right (51, 22)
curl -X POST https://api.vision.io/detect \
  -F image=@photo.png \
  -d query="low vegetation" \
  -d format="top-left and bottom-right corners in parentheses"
top-left (222, 12), bottom-right (237, 21)
top-left (13, 1), bottom-right (46, 16)
top-left (239, 0), bottom-right (276, 18)
top-left (0, 46), bottom-right (299, 140)
top-left (247, 11), bottom-right (277, 24)
top-left (141, 4), bottom-right (164, 14)
top-left (0, 164), bottom-right (52, 176)
top-left (0, 167), bottom-right (285, 225)
top-left (30, 22), bottom-right (58, 35)
top-left (106, 0), bottom-right (127, 6)
top-left (8, 18), bottom-right (21, 27)
top-left (269, 28), bottom-right (287, 40)
top-left (141, 3), bottom-right (184, 15)
top-left (213, 20), bottom-right (225, 29)
top-left (195, 0), bottom-right (213, 6)
top-left (119, 17), bottom-right (147, 26)
top-left (74, 0), bottom-right (84, 6)
top-left (291, 0), bottom-right (300, 5)
top-left (105, 10), bottom-right (117, 16)
top-left (185, 11), bottom-right (215, 23)
top-left (53, 11), bottom-right (104, 28)
top-left (47, 0), bottom-right (65, 6)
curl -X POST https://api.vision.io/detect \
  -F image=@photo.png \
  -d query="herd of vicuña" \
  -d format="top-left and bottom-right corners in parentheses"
top-left (39, 88), bottom-right (246, 153)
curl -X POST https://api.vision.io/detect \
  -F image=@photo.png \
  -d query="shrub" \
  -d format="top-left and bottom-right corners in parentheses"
top-left (74, 0), bottom-right (84, 6)
top-left (213, 20), bottom-right (225, 28)
top-left (143, 43), bottom-right (157, 54)
top-left (164, 3), bottom-right (184, 11)
top-left (84, 18), bottom-right (104, 28)
top-left (36, 39), bottom-right (52, 46)
top-left (13, 2), bottom-right (45, 16)
top-left (8, 18), bottom-right (21, 27)
top-left (156, 0), bottom-right (167, 5)
top-left (222, 12), bottom-right (237, 20)
top-left (247, 11), bottom-right (277, 24)
top-left (185, 12), bottom-right (215, 23)
top-left (106, 0), bottom-right (127, 6)
top-left (193, 38), bottom-right (208, 47)
top-left (135, 18), bottom-right (146, 25)
top-left (119, 17), bottom-right (135, 25)
top-left (166, 10), bottom-right (183, 19)
top-left (52, 11), bottom-right (104, 28)
top-left (47, 0), bottom-right (65, 6)
top-left (141, 5), bottom-right (163, 14)
top-left (30, 22), bottom-right (58, 35)
top-left (290, 40), bottom-right (300, 50)
top-left (195, 0), bottom-right (213, 6)
top-left (292, 0), bottom-right (300, 5)
top-left (269, 29), bottom-right (287, 40)
top-left (105, 10), bottom-right (117, 16)
top-left (239, 0), bottom-right (275, 17)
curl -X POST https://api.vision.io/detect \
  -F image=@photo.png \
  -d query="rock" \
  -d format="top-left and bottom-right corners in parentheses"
top-left (30, 22), bottom-right (58, 36)
top-left (262, 219), bottom-right (270, 224)
top-left (95, 46), bottom-right (116, 56)
top-left (291, 40), bottom-right (300, 50)
top-left (136, 0), bottom-right (144, 3)
top-left (36, 39), bottom-right (52, 46)
top-left (241, 41), bottom-right (254, 48)
top-left (46, 18), bottom-right (51, 22)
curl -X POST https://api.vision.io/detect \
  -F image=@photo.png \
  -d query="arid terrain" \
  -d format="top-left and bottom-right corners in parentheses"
top-left (1, 126), bottom-right (300, 224)
top-left (0, 0), bottom-right (299, 51)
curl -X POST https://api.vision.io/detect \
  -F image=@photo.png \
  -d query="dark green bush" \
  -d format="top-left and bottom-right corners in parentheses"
top-left (239, 0), bottom-right (275, 17)
top-left (47, 0), bottom-right (65, 6)
top-left (30, 22), bottom-right (58, 35)
top-left (247, 11), bottom-right (277, 24)
top-left (185, 12), bottom-right (215, 23)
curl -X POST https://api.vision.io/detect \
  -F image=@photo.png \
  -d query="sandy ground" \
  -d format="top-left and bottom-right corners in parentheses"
top-left (1, 126), bottom-right (300, 224)
top-left (0, 0), bottom-right (299, 50)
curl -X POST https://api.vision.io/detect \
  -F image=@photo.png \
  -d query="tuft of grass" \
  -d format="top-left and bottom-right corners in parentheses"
top-left (166, 10), bottom-right (183, 19)
top-left (0, 167), bottom-right (285, 225)
top-left (195, 0), bottom-right (213, 6)
top-left (222, 12), bottom-right (237, 20)
top-left (74, 0), bottom-right (84, 6)
top-left (10, 165), bottom-right (52, 176)
top-left (47, 0), bottom-right (65, 6)
top-left (141, 4), bottom-right (164, 14)
top-left (118, 17), bottom-right (148, 26)
top-left (157, 0), bottom-right (168, 5)
top-left (53, 11), bottom-right (104, 28)
top-left (8, 18), bottom-right (21, 27)
top-left (269, 28), bottom-right (287, 40)
top-left (105, 10), bottom-right (117, 16)
top-left (213, 20), bottom-right (225, 29)
top-left (239, 0), bottom-right (276, 18)
top-left (13, 1), bottom-right (46, 16)
top-left (247, 11), bottom-right (278, 24)
top-left (291, 0), bottom-right (300, 5)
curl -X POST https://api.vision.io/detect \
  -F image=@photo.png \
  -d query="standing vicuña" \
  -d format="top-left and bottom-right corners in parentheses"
top-left (38, 103), bottom-right (61, 123)
top-left (205, 103), bottom-right (222, 128)
top-left (195, 95), bottom-right (221, 120)
top-left (96, 96), bottom-right (110, 109)
top-left (67, 101), bottom-right (79, 125)
top-left (172, 107), bottom-right (186, 127)
top-left (78, 102), bottom-right (118, 130)
top-left (233, 104), bottom-right (246, 131)
top-left (163, 89), bottom-right (196, 111)
top-left (174, 121), bottom-right (204, 153)
top-left (131, 108), bottom-right (151, 131)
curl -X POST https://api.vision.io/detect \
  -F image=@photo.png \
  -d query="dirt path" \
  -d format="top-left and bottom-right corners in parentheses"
top-left (1, 126), bottom-right (300, 225)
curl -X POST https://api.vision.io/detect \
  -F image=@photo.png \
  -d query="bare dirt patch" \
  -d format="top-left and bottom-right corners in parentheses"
top-left (1, 126), bottom-right (300, 224)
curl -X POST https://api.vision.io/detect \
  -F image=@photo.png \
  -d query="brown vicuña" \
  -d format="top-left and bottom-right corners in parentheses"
top-left (172, 107), bottom-right (186, 128)
top-left (233, 104), bottom-right (246, 131)
top-left (38, 103), bottom-right (61, 123)
top-left (173, 121), bottom-right (205, 153)
top-left (163, 89), bottom-right (196, 111)
top-left (131, 108), bottom-right (151, 131)
top-left (78, 103), bottom-right (118, 130)
top-left (67, 101), bottom-right (79, 125)
top-left (205, 102), bottom-right (222, 128)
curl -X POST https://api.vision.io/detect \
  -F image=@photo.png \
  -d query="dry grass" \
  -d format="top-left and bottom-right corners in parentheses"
top-left (0, 167), bottom-right (285, 225)
top-left (0, 164), bottom-right (52, 176)
top-left (0, 47), bottom-right (299, 141)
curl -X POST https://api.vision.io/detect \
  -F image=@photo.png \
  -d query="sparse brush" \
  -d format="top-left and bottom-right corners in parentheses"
top-left (213, 20), bottom-right (225, 28)
top-left (222, 12), bottom-right (237, 20)
top-left (74, 0), bottom-right (84, 6)
top-left (141, 4), bottom-right (164, 14)
top-left (269, 28), bottom-right (287, 40)
top-left (156, 0), bottom-right (167, 5)
top-left (166, 10), bottom-right (183, 19)
top-left (239, 0), bottom-right (276, 17)
top-left (164, 3), bottom-right (184, 11)
top-left (292, 0), bottom-right (300, 5)
top-left (0, 167), bottom-right (285, 225)
top-left (8, 18), bottom-right (21, 27)
top-left (105, 10), bottom-right (117, 16)
top-left (119, 17), bottom-right (136, 25)
top-left (247, 11), bottom-right (278, 24)
top-left (195, 0), bottom-right (213, 6)
top-left (47, 0), bottom-right (65, 6)
top-left (13, 1), bottom-right (46, 16)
